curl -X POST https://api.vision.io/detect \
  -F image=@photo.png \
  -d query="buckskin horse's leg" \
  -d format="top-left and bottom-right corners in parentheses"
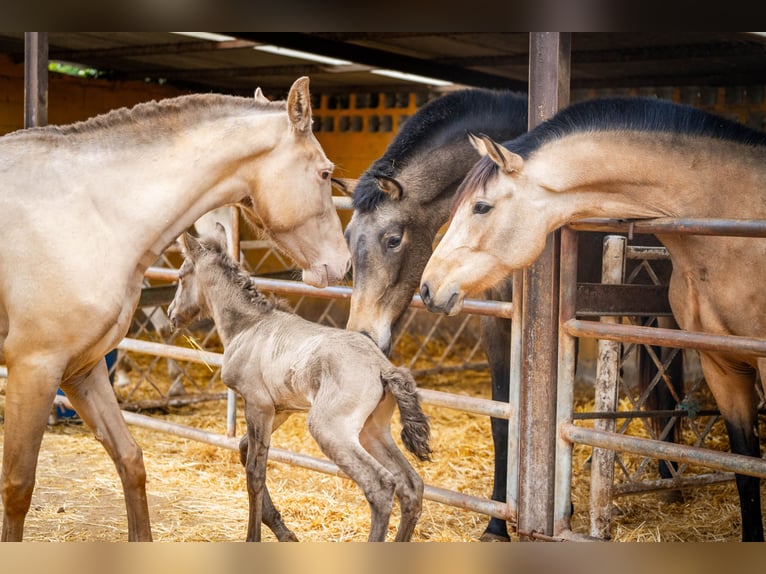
top-left (1, 357), bottom-right (62, 541)
top-left (61, 360), bottom-right (152, 541)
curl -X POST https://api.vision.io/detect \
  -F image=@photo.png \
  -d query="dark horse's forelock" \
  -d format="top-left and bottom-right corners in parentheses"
top-left (352, 89), bottom-right (527, 213)
top-left (452, 96), bottom-right (766, 213)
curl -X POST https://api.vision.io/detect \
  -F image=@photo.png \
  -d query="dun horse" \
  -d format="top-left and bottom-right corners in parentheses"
top-left (168, 224), bottom-right (431, 542)
top-left (420, 97), bottom-right (766, 541)
top-left (0, 77), bottom-right (350, 541)
top-left (339, 88), bottom-right (528, 541)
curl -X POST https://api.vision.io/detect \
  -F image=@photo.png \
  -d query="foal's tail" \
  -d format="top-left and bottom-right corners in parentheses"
top-left (382, 367), bottom-right (432, 462)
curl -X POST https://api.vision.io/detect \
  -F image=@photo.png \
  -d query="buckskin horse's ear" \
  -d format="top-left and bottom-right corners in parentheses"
top-left (475, 133), bottom-right (523, 174)
top-left (287, 76), bottom-right (312, 134)
top-left (331, 177), bottom-right (358, 197)
top-left (254, 87), bottom-right (270, 104)
top-left (376, 175), bottom-right (404, 201)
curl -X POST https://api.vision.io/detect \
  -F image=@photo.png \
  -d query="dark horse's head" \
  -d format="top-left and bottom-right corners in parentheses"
top-left (340, 88), bottom-right (528, 354)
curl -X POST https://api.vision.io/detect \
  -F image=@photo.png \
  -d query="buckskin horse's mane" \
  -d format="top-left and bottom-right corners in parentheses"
top-left (456, 96), bottom-right (766, 206)
top-left (352, 88), bottom-right (528, 213)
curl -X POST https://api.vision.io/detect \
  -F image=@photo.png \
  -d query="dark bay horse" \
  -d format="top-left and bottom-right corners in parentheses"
top-left (0, 77), bottom-right (351, 541)
top-left (168, 225), bottom-right (431, 541)
top-left (339, 88), bottom-right (528, 541)
top-left (420, 97), bottom-right (766, 541)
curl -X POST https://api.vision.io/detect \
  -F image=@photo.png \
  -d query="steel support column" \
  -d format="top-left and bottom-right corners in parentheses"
top-left (516, 32), bottom-right (571, 539)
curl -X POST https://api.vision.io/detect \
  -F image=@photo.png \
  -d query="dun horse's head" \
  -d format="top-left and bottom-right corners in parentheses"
top-left (240, 77), bottom-right (350, 288)
top-left (420, 133), bottom-right (554, 316)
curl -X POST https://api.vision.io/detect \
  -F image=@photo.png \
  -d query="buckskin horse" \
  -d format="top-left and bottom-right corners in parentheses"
top-left (0, 77), bottom-right (350, 541)
top-left (420, 97), bottom-right (766, 541)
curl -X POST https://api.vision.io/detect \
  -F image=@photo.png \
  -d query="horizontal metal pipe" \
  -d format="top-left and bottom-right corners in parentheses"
top-left (563, 318), bottom-right (766, 357)
top-left (120, 410), bottom-right (511, 521)
top-left (570, 217), bottom-right (766, 238)
top-left (143, 269), bottom-right (514, 319)
top-left (613, 472), bottom-right (734, 496)
top-left (561, 423), bottom-right (766, 478)
top-left (625, 246), bottom-right (669, 260)
top-left (418, 388), bottom-right (510, 420)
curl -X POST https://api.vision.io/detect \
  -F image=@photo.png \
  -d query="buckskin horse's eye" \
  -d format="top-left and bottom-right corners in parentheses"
top-left (473, 201), bottom-right (493, 215)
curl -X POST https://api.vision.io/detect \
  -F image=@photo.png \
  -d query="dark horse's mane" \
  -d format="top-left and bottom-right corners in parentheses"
top-left (352, 88), bottom-right (528, 212)
top-left (457, 96), bottom-right (766, 204)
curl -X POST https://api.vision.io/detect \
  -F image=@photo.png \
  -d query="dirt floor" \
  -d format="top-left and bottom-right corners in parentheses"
top-left (0, 367), bottom-right (764, 542)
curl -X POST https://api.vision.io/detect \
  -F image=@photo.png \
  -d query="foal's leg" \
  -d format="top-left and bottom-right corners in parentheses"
top-left (1, 356), bottom-right (62, 541)
top-left (360, 400), bottom-right (424, 542)
top-left (61, 359), bottom-right (152, 541)
top-left (241, 402), bottom-right (275, 542)
top-left (699, 354), bottom-right (763, 542)
top-left (237, 413), bottom-right (298, 542)
top-left (308, 409), bottom-right (396, 542)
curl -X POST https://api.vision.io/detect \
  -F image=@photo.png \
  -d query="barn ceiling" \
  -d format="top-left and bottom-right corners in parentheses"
top-left (0, 32), bottom-right (765, 97)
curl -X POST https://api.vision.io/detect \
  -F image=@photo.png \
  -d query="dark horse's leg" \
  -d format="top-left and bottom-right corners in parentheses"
top-left (479, 281), bottom-right (513, 541)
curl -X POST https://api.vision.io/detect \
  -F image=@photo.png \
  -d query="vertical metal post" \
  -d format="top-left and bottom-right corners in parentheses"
top-left (24, 32), bottom-right (48, 128)
top-left (589, 235), bottom-right (626, 538)
top-left (516, 32), bottom-right (570, 539)
top-left (554, 226), bottom-right (578, 534)
top-left (226, 205), bottom-right (241, 438)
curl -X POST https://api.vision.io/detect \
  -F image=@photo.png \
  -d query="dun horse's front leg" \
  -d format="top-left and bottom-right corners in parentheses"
top-left (61, 361), bottom-right (152, 541)
top-left (1, 358), bottom-right (62, 541)
top-left (243, 407), bottom-right (275, 542)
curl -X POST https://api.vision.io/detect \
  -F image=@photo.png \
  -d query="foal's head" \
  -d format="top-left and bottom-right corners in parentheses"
top-left (168, 223), bottom-right (274, 330)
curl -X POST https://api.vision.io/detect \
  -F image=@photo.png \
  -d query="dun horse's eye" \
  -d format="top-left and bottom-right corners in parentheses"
top-left (473, 201), bottom-right (493, 215)
top-left (385, 235), bottom-right (402, 250)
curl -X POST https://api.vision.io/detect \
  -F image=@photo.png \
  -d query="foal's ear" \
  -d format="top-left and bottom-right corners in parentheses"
top-left (376, 176), bottom-right (404, 201)
top-left (331, 177), bottom-right (358, 197)
top-left (254, 87), bottom-right (270, 104)
top-left (469, 133), bottom-right (523, 174)
top-left (287, 76), bottom-right (312, 134)
top-left (182, 232), bottom-right (204, 261)
top-left (212, 222), bottom-right (229, 251)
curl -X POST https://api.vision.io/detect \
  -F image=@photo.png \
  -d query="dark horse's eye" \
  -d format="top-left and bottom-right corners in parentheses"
top-left (385, 235), bottom-right (402, 250)
top-left (473, 201), bottom-right (493, 215)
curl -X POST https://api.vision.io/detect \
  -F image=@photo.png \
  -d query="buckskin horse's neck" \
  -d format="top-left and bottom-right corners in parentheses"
top-left (530, 130), bottom-right (766, 223)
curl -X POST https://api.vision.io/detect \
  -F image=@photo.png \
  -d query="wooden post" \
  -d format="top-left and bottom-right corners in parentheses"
top-left (24, 32), bottom-right (48, 128)
top-left (516, 32), bottom-right (571, 539)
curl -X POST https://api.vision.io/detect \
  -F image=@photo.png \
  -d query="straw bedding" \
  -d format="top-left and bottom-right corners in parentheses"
top-left (0, 348), bottom-right (764, 542)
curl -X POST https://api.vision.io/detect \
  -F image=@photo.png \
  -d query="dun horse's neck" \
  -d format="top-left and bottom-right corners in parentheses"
top-left (531, 131), bottom-right (766, 223)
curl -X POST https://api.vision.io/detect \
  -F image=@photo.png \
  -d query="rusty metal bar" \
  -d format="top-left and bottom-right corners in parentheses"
top-left (144, 267), bottom-right (514, 319)
top-left (590, 235), bottom-right (626, 539)
top-left (563, 318), bottom-right (766, 356)
top-left (561, 423), bottom-right (766, 478)
top-left (24, 32), bottom-right (48, 128)
top-left (569, 217), bottom-right (766, 238)
top-left (613, 472), bottom-right (734, 496)
top-left (516, 31), bottom-right (570, 541)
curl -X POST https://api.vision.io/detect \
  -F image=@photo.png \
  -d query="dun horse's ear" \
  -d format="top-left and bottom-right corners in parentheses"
top-left (287, 76), bottom-right (312, 134)
top-left (254, 87), bottom-right (270, 104)
top-left (467, 132), bottom-right (489, 156)
top-left (331, 177), bottom-right (358, 197)
top-left (376, 176), bottom-right (404, 201)
top-left (478, 133), bottom-right (523, 174)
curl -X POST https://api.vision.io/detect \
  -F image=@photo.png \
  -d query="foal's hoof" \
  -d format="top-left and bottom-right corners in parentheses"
top-left (479, 531), bottom-right (511, 542)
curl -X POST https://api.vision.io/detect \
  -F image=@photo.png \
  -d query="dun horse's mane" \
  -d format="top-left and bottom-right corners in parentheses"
top-left (196, 236), bottom-right (292, 314)
top-left (353, 88), bottom-right (527, 212)
top-left (456, 96), bottom-right (766, 206)
top-left (8, 93), bottom-right (285, 140)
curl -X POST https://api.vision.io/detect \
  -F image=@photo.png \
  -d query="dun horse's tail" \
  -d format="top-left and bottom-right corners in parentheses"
top-left (382, 367), bottom-right (432, 462)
